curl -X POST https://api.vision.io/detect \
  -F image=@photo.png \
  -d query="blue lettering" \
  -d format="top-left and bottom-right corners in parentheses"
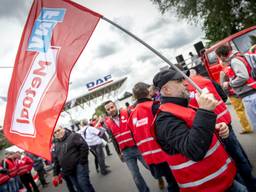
top-left (96, 79), bottom-right (104, 85)
top-left (86, 82), bottom-right (95, 89)
top-left (104, 74), bottom-right (112, 81)
top-left (27, 8), bottom-right (66, 52)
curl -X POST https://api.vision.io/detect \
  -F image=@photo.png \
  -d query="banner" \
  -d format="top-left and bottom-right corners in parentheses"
top-left (4, 0), bottom-right (101, 160)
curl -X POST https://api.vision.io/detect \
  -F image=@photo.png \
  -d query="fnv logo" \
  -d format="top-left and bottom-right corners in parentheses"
top-left (11, 8), bottom-right (66, 137)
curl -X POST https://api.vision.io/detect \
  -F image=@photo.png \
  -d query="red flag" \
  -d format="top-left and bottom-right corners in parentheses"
top-left (3, 0), bottom-right (101, 160)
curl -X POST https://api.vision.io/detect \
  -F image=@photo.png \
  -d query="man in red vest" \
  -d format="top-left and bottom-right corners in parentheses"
top-left (127, 82), bottom-right (179, 192)
top-left (152, 68), bottom-right (246, 192)
top-left (3, 152), bottom-right (19, 192)
top-left (0, 159), bottom-right (10, 192)
top-left (16, 152), bottom-right (39, 192)
top-left (216, 45), bottom-right (256, 131)
top-left (188, 72), bottom-right (256, 191)
top-left (104, 100), bottom-right (149, 192)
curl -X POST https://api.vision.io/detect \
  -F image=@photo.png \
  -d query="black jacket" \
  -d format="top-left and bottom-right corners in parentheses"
top-left (52, 129), bottom-right (89, 176)
top-left (155, 97), bottom-right (217, 161)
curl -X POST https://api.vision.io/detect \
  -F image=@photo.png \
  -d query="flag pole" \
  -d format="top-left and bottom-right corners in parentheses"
top-left (101, 16), bottom-right (202, 93)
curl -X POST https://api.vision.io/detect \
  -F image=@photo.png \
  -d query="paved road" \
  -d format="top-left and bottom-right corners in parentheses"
top-left (42, 105), bottom-right (256, 192)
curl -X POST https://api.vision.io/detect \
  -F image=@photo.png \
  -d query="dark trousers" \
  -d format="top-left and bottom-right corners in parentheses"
top-left (102, 133), bottom-right (111, 155)
top-left (222, 126), bottom-right (256, 192)
top-left (37, 169), bottom-right (47, 185)
top-left (90, 144), bottom-right (108, 174)
top-left (149, 162), bottom-right (179, 192)
top-left (89, 149), bottom-right (99, 172)
top-left (20, 172), bottom-right (39, 192)
top-left (63, 175), bottom-right (77, 192)
top-left (69, 164), bottom-right (95, 192)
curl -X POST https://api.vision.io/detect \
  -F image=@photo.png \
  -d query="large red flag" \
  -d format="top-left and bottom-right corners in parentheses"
top-left (3, 0), bottom-right (101, 160)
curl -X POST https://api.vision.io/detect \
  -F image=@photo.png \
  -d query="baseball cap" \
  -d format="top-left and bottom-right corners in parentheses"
top-left (153, 68), bottom-right (184, 89)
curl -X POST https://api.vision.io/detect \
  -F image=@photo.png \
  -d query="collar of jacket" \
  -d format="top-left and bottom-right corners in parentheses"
top-left (137, 98), bottom-right (152, 104)
top-left (161, 96), bottom-right (189, 107)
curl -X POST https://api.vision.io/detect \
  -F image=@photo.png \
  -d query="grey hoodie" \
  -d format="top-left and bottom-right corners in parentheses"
top-left (228, 51), bottom-right (256, 97)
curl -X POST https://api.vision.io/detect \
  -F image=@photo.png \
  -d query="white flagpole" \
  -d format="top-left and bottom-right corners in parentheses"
top-left (101, 16), bottom-right (202, 93)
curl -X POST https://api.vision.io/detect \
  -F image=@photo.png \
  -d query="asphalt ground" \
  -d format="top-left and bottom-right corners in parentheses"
top-left (42, 105), bottom-right (256, 192)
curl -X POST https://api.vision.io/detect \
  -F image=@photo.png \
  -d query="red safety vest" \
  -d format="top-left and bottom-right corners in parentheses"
top-left (187, 75), bottom-right (231, 124)
top-left (153, 103), bottom-right (236, 192)
top-left (128, 101), bottom-right (168, 165)
top-left (0, 165), bottom-right (10, 185)
top-left (3, 158), bottom-right (18, 177)
top-left (105, 108), bottom-right (135, 151)
top-left (17, 156), bottom-right (33, 176)
top-left (225, 53), bottom-right (256, 89)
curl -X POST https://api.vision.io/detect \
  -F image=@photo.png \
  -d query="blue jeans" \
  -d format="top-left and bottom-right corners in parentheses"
top-left (242, 93), bottom-right (256, 131)
top-left (222, 127), bottom-right (256, 192)
top-left (0, 182), bottom-right (9, 192)
top-left (228, 180), bottom-right (248, 192)
top-left (122, 146), bottom-right (150, 192)
top-left (7, 177), bottom-right (19, 192)
top-left (69, 163), bottom-right (95, 192)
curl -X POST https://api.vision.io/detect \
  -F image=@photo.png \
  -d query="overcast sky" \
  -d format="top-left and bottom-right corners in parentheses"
top-left (0, 0), bottom-right (204, 125)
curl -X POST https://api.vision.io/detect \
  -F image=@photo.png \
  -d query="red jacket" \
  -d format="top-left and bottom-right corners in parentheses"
top-left (225, 53), bottom-right (256, 90)
top-left (105, 108), bottom-right (135, 151)
top-left (187, 75), bottom-right (231, 124)
top-left (3, 158), bottom-right (18, 177)
top-left (0, 165), bottom-right (10, 184)
top-left (128, 100), bottom-right (168, 165)
top-left (153, 103), bottom-right (236, 192)
top-left (17, 155), bottom-right (33, 175)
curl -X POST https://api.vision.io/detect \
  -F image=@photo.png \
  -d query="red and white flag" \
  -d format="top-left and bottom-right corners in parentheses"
top-left (3, 0), bottom-right (101, 160)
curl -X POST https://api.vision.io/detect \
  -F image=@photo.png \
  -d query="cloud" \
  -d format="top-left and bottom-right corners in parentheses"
top-left (136, 54), bottom-right (154, 62)
top-left (0, 0), bottom-right (32, 22)
top-left (145, 18), bottom-right (170, 33)
top-left (94, 42), bottom-right (120, 58)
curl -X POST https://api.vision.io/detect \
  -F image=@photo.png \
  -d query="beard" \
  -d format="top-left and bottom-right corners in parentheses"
top-left (181, 89), bottom-right (190, 99)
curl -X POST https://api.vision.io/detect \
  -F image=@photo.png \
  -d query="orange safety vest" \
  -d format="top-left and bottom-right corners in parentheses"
top-left (226, 53), bottom-right (256, 89)
top-left (128, 101), bottom-right (168, 165)
top-left (153, 103), bottom-right (236, 192)
top-left (105, 108), bottom-right (135, 151)
top-left (187, 75), bottom-right (231, 124)
top-left (0, 165), bottom-right (10, 185)
top-left (3, 158), bottom-right (18, 177)
top-left (17, 156), bottom-right (33, 176)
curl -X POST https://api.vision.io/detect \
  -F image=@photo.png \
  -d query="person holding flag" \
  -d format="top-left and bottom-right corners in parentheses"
top-left (152, 68), bottom-right (246, 191)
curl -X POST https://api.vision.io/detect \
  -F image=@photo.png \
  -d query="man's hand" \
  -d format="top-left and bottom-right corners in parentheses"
top-left (216, 122), bottom-right (229, 139)
top-left (222, 82), bottom-right (229, 89)
top-left (196, 92), bottom-right (218, 111)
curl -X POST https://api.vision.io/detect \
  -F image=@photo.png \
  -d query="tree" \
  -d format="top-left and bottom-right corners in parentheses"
top-left (151, 0), bottom-right (256, 45)
top-left (95, 104), bottom-right (106, 117)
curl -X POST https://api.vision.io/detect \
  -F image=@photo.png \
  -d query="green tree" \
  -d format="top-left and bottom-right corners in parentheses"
top-left (0, 131), bottom-right (11, 150)
top-left (151, 0), bottom-right (256, 44)
top-left (95, 104), bottom-right (106, 117)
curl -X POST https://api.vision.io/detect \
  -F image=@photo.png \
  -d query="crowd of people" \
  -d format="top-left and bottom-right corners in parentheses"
top-left (1, 44), bottom-right (256, 192)
top-left (0, 151), bottom-right (48, 192)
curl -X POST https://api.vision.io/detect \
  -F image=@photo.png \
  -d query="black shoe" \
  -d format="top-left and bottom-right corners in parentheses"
top-left (96, 169), bottom-right (100, 173)
top-left (107, 153), bottom-right (112, 156)
top-left (101, 170), bottom-right (111, 175)
top-left (105, 165), bottom-right (110, 168)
